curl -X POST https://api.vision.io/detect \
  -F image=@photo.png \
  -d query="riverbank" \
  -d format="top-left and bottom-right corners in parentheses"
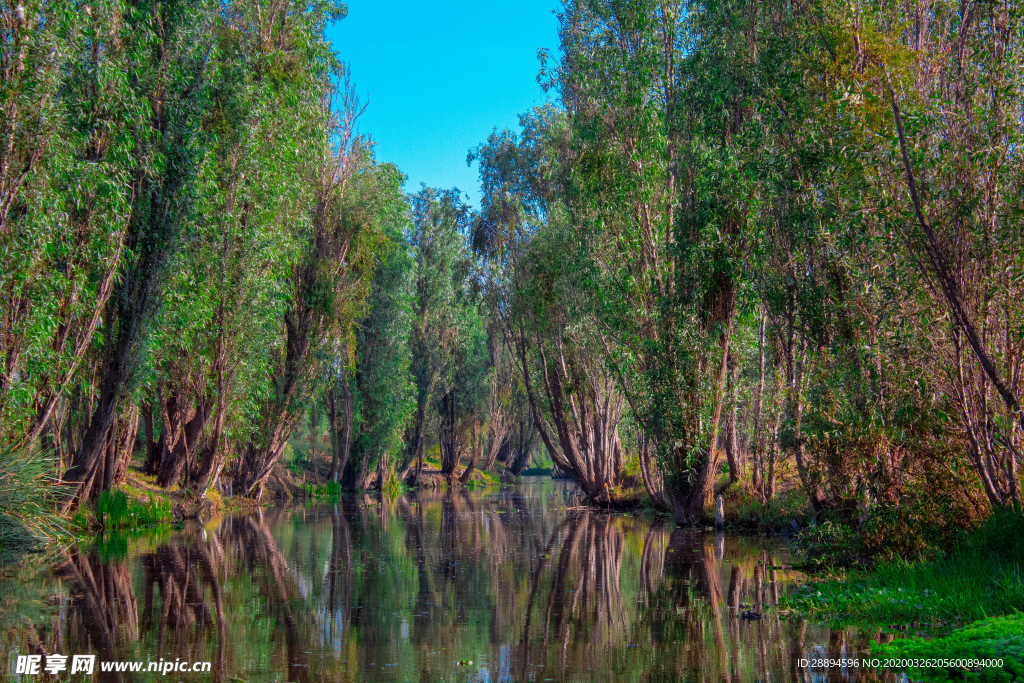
top-left (781, 508), bottom-right (1024, 627)
top-left (873, 614), bottom-right (1024, 682)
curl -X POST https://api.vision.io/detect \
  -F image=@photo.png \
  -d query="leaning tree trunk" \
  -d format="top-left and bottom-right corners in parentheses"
top-left (751, 312), bottom-right (766, 499)
top-left (102, 406), bottom-right (139, 492)
top-left (141, 401), bottom-right (162, 475)
top-left (716, 355), bottom-right (741, 497)
top-left (191, 387), bottom-right (228, 494)
top-left (506, 415), bottom-right (536, 476)
top-left (482, 411), bottom-right (509, 471)
top-left (512, 326), bottom-right (625, 503)
top-left (664, 271), bottom-right (737, 525)
top-left (62, 310), bottom-right (141, 510)
top-left (638, 431), bottom-right (666, 508)
top-left (458, 421), bottom-right (481, 484)
top-left (666, 329), bottom-right (732, 524)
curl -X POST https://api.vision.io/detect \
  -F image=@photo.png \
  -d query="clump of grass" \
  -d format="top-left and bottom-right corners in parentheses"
top-left (0, 447), bottom-right (69, 561)
top-left (784, 508), bottom-right (1024, 626)
top-left (873, 613), bottom-right (1024, 682)
top-left (95, 490), bottom-right (172, 529)
top-left (304, 480), bottom-right (342, 499)
top-left (463, 469), bottom-right (501, 488)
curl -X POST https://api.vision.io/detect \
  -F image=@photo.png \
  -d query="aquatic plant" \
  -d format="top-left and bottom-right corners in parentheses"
top-left (303, 480), bottom-right (342, 499)
top-left (0, 448), bottom-right (67, 560)
top-left (873, 613), bottom-right (1024, 682)
top-left (94, 490), bottom-right (172, 529)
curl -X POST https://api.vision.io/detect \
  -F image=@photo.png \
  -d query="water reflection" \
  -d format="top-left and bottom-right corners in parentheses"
top-left (5, 481), bottom-right (897, 682)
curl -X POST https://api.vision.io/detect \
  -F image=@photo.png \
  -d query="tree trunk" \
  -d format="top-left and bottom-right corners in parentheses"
top-left (638, 431), bottom-right (666, 508)
top-left (327, 372), bottom-right (353, 484)
top-left (399, 399), bottom-right (426, 482)
top-left (439, 391), bottom-right (459, 480)
top-left (141, 401), bottom-right (161, 475)
top-left (191, 391), bottom-right (228, 494)
top-left (102, 406), bottom-right (139, 492)
top-left (751, 312), bottom-right (766, 499)
top-left (156, 382), bottom-right (209, 489)
top-left (458, 421), bottom-right (480, 484)
top-left (716, 354), bottom-right (741, 496)
top-left (669, 329), bottom-right (733, 524)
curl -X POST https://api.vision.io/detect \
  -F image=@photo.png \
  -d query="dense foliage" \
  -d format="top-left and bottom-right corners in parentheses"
top-left (0, 0), bottom-right (410, 507)
top-left (1, 0), bottom-right (1021, 561)
top-left (471, 0), bottom-right (1023, 540)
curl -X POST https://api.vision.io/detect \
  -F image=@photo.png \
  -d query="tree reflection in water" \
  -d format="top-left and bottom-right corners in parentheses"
top-left (5, 482), bottom-right (901, 683)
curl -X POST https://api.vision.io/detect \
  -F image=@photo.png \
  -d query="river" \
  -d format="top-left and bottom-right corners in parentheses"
top-left (2, 478), bottom-right (891, 682)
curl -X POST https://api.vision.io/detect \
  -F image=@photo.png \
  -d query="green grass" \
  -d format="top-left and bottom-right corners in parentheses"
top-left (304, 480), bottom-right (342, 499)
top-left (783, 508), bottom-right (1024, 626)
top-left (94, 490), bottom-right (172, 529)
top-left (873, 613), bottom-right (1024, 682)
top-left (464, 469), bottom-right (501, 488)
top-left (0, 447), bottom-right (68, 561)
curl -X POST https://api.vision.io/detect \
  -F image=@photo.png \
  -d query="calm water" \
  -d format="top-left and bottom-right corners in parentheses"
top-left (2, 479), bottom-right (892, 682)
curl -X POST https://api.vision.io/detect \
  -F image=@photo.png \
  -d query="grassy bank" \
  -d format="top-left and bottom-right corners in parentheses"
top-left (874, 613), bottom-right (1024, 682)
top-left (782, 509), bottom-right (1024, 627)
top-left (68, 471), bottom-right (237, 533)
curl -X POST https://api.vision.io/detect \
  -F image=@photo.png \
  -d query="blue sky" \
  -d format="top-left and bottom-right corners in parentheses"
top-left (327, 1), bottom-right (561, 208)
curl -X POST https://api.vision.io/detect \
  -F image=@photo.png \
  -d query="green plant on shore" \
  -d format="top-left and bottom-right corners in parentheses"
top-left (732, 485), bottom-right (811, 531)
top-left (0, 448), bottom-right (68, 561)
top-left (94, 490), bottom-right (172, 529)
top-left (304, 480), bottom-right (342, 499)
top-left (873, 613), bottom-right (1024, 682)
top-left (784, 509), bottom-right (1024, 625)
top-left (520, 467), bottom-right (552, 477)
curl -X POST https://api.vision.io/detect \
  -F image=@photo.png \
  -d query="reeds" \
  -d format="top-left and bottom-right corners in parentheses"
top-left (94, 490), bottom-right (172, 528)
top-left (0, 447), bottom-right (69, 562)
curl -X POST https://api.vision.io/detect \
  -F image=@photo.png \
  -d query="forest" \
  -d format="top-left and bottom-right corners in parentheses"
top-left (0, 0), bottom-right (1022, 563)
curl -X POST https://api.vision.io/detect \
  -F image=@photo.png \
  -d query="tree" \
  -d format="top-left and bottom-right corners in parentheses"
top-left (403, 187), bottom-right (485, 484)
top-left (336, 208), bottom-right (416, 490)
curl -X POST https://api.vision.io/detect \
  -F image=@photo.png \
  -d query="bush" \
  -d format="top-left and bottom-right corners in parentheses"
top-left (731, 484), bottom-right (811, 532)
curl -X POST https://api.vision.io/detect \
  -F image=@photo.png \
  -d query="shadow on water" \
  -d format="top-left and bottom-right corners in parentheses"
top-left (2, 480), bottom-right (904, 682)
